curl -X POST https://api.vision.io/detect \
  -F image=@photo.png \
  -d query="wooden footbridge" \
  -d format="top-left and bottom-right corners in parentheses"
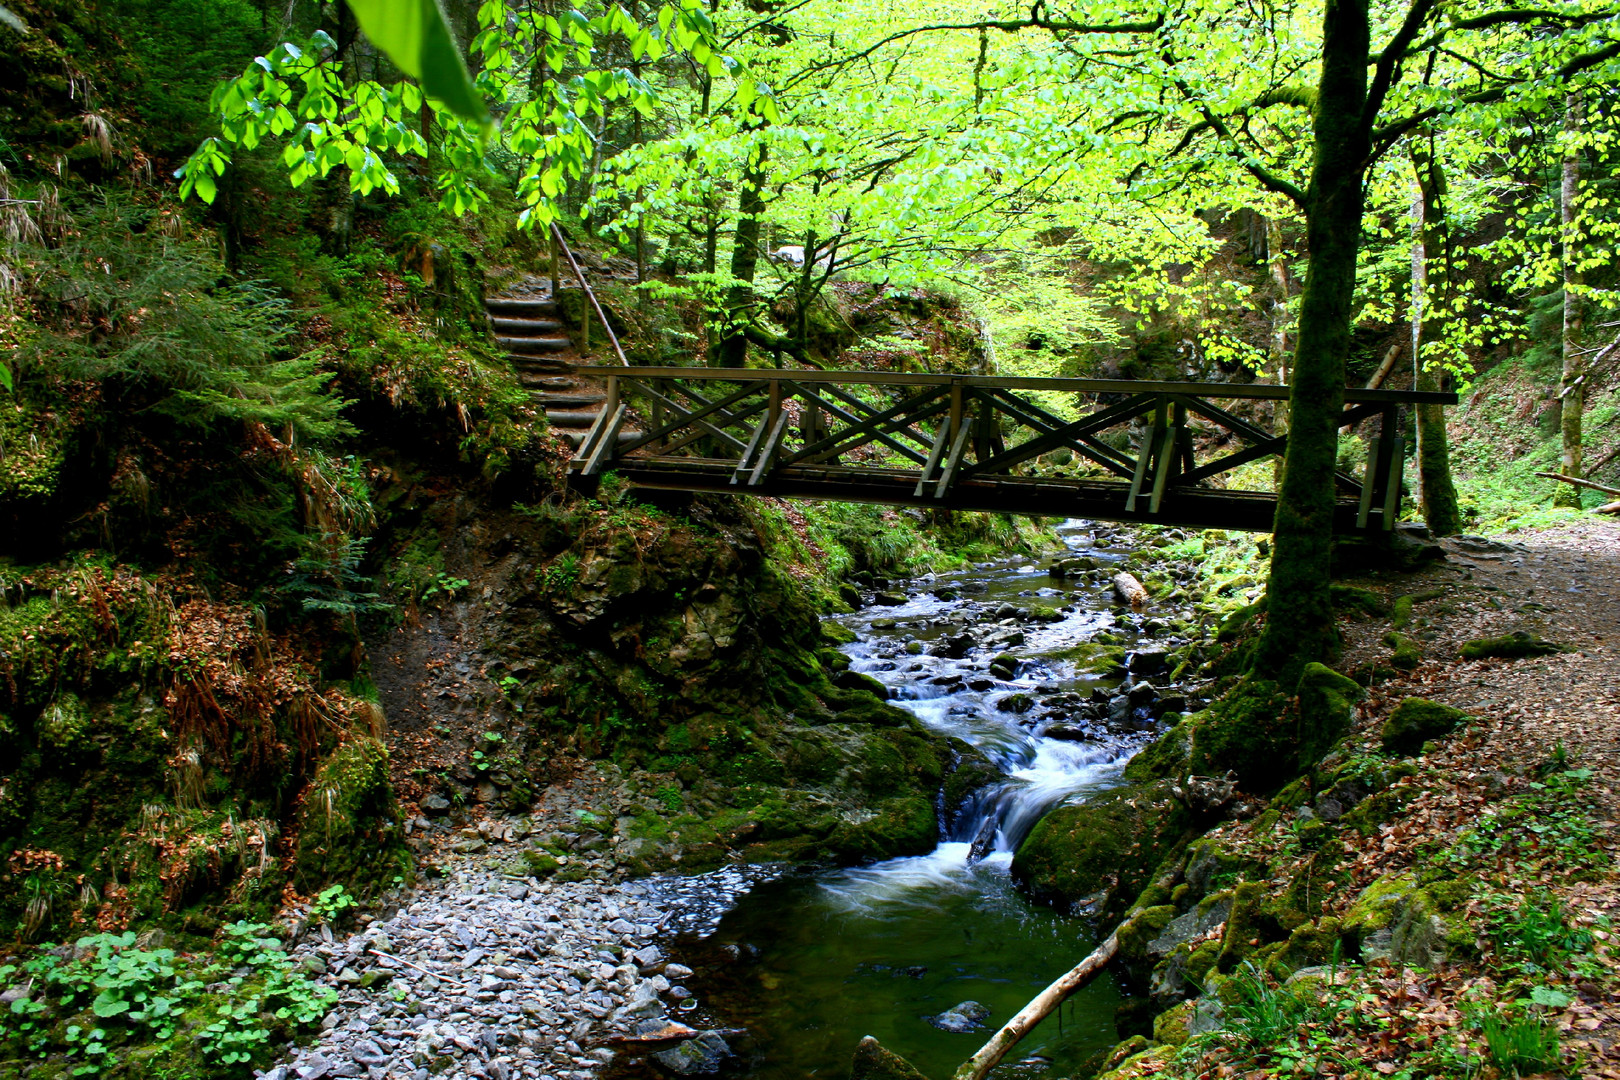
top-left (556, 366), bottom-right (1455, 533)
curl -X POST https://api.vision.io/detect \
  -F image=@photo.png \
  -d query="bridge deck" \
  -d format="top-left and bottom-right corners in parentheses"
top-left (564, 366), bottom-right (1457, 533)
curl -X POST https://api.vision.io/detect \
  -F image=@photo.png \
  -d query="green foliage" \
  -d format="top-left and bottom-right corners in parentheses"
top-left (1480, 1008), bottom-right (1563, 1076)
top-left (1486, 891), bottom-right (1593, 974)
top-left (7, 198), bottom-right (351, 443)
top-left (0, 923), bottom-right (334, 1077)
top-left (309, 884), bottom-right (356, 927)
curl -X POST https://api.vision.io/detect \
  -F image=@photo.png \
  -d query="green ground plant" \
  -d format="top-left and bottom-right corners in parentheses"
top-left (0, 922), bottom-right (334, 1077)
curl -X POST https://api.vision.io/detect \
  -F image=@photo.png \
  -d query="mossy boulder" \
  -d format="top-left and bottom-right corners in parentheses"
top-left (1380, 698), bottom-right (1469, 755)
top-left (1095, 1042), bottom-right (1176, 1080)
top-left (1459, 630), bottom-right (1571, 660)
top-left (820, 795), bottom-right (936, 862)
top-left (1342, 872), bottom-right (1476, 968)
top-left (1121, 721), bottom-right (1191, 783)
top-left (1011, 781), bottom-right (1192, 921)
top-left (1294, 663), bottom-right (1363, 772)
top-left (1049, 640), bottom-right (1126, 678)
top-left (292, 737), bottom-right (410, 894)
top-left (1152, 998), bottom-right (1224, 1047)
top-left (850, 1037), bottom-right (929, 1080)
top-left (820, 620), bottom-right (858, 646)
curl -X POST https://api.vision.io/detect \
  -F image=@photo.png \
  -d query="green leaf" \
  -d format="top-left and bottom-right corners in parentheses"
top-left (345, 0), bottom-right (488, 123)
top-left (1529, 986), bottom-right (1573, 1008)
top-left (91, 992), bottom-right (130, 1018)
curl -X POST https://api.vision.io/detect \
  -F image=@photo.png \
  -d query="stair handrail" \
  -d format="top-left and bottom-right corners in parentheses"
top-left (551, 221), bottom-right (630, 368)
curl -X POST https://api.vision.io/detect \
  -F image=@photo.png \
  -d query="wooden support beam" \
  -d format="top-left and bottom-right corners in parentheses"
top-left (780, 384), bottom-right (947, 467)
top-left (966, 392), bottom-right (1156, 480)
top-left (913, 417), bottom-right (954, 497)
top-left (1380, 406), bottom-right (1404, 529)
top-left (986, 389), bottom-right (1138, 473)
top-left (614, 380), bottom-right (757, 457)
top-left (1149, 404), bottom-right (1182, 513)
top-left (748, 411), bottom-right (792, 486)
top-left (1126, 400), bottom-right (1166, 513)
top-left (732, 414), bottom-right (772, 485)
top-left (935, 417), bottom-right (977, 499)
top-left (581, 404), bottom-right (627, 477)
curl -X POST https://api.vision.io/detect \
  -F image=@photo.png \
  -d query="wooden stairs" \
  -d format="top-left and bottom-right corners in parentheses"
top-left (485, 281), bottom-right (639, 451)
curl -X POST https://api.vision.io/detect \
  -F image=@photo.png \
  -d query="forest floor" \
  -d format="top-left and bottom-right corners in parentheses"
top-left (1104, 520), bottom-right (1620, 1079)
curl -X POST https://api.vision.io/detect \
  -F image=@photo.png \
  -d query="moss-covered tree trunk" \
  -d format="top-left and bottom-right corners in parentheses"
top-left (1409, 138), bottom-right (1462, 536)
top-left (1556, 91), bottom-right (1585, 507)
top-left (717, 141), bottom-right (768, 368)
top-left (1252, 0), bottom-right (1371, 678)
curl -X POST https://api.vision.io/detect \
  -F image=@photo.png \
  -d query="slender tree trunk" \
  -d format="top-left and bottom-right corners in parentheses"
top-left (1267, 214), bottom-right (1291, 485)
top-left (1557, 92), bottom-right (1585, 507)
top-left (1409, 138), bottom-right (1462, 535)
top-left (1253, 0), bottom-right (1371, 680)
top-left (718, 140), bottom-right (768, 368)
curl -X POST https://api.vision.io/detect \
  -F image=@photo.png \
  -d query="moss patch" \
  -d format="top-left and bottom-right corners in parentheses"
top-left (1381, 698), bottom-right (1470, 755)
top-left (1459, 631), bottom-right (1571, 661)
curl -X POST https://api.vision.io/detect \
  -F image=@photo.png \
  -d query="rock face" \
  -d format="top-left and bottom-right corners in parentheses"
top-left (928, 1000), bottom-right (991, 1033)
top-left (373, 495), bottom-right (998, 872)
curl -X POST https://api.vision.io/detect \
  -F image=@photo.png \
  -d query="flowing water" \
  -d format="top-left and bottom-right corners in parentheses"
top-left (628, 522), bottom-right (1158, 1080)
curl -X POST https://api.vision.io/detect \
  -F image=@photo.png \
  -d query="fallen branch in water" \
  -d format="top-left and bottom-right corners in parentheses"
top-left (952, 930), bottom-right (1120, 1080)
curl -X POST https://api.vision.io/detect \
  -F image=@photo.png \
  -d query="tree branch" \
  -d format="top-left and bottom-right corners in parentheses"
top-left (1363, 0), bottom-right (1441, 131)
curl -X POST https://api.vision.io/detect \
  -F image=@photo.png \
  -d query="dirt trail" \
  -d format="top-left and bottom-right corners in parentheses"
top-left (1340, 521), bottom-right (1620, 809)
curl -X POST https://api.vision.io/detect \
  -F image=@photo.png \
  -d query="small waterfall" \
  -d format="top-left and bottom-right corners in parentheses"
top-left (828, 520), bottom-right (1145, 893)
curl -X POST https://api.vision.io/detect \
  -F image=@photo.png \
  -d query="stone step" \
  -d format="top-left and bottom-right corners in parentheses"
top-left (538, 392), bottom-right (606, 409)
top-left (545, 409), bottom-right (609, 427)
top-left (486, 297), bottom-right (557, 316)
top-left (559, 428), bottom-right (643, 448)
top-left (497, 335), bottom-right (573, 354)
top-left (491, 315), bottom-right (564, 334)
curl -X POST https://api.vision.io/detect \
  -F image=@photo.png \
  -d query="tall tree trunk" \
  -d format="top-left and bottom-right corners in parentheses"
top-left (717, 140), bottom-right (768, 368)
top-left (1252, 0), bottom-right (1370, 680)
top-left (1267, 214), bottom-right (1291, 485)
top-left (1409, 138), bottom-right (1462, 535)
top-left (1557, 92), bottom-right (1585, 507)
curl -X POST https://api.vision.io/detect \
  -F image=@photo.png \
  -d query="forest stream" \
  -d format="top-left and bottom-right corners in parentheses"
top-left (608, 521), bottom-right (1181, 1080)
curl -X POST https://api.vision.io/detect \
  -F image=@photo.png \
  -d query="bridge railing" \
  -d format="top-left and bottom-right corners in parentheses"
top-left (565, 366), bottom-right (1456, 532)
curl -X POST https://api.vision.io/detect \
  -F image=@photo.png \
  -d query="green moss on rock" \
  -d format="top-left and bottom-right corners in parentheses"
top-left (1294, 663), bottom-right (1363, 772)
top-left (1459, 631), bottom-right (1571, 661)
top-left (1380, 698), bottom-right (1469, 755)
top-left (292, 737), bottom-right (409, 896)
top-left (1012, 780), bottom-right (1191, 921)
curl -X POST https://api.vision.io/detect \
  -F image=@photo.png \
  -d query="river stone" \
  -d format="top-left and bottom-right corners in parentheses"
top-left (651, 1031), bottom-right (731, 1075)
top-left (851, 1037), bottom-right (930, 1080)
top-left (988, 653), bottom-right (1019, 679)
top-left (1126, 648), bottom-right (1169, 675)
top-left (874, 591), bottom-right (908, 606)
top-left (420, 793), bottom-right (452, 816)
top-left (928, 1000), bottom-right (990, 1033)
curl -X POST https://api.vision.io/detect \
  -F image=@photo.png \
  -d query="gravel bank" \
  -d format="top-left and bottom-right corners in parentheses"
top-left (264, 866), bottom-right (775, 1080)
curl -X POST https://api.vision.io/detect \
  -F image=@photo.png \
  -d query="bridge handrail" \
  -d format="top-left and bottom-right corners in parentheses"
top-left (565, 365), bottom-right (1457, 405)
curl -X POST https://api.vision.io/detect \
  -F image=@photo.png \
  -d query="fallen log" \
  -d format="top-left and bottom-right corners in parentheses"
top-left (1112, 571), bottom-right (1149, 611)
top-left (1534, 471), bottom-right (1620, 499)
top-left (1598, 501), bottom-right (1620, 516)
top-left (1364, 343), bottom-right (1402, 391)
top-left (951, 931), bottom-right (1120, 1080)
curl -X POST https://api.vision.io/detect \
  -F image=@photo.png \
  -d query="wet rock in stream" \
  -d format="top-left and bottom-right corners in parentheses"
top-left (928, 1001), bottom-right (991, 1033)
